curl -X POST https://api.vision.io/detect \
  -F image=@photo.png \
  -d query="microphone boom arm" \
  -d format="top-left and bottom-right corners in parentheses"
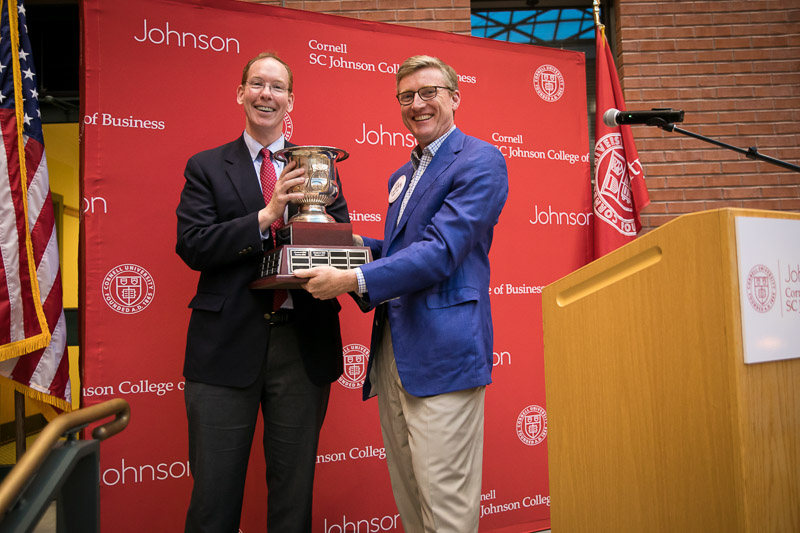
top-left (655, 121), bottom-right (800, 174)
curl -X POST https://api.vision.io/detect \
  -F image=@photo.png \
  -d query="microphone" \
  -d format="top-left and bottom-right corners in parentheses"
top-left (603, 108), bottom-right (684, 127)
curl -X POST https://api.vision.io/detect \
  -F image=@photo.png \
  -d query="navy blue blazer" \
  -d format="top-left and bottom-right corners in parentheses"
top-left (176, 136), bottom-right (349, 388)
top-left (360, 128), bottom-right (509, 398)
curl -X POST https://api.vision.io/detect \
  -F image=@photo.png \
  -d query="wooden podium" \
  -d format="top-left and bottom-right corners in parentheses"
top-left (542, 208), bottom-right (799, 532)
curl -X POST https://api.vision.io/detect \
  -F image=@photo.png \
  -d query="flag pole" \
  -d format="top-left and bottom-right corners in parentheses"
top-left (593, 0), bottom-right (604, 33)
top-left (592, 0), bottom-right (650, 257)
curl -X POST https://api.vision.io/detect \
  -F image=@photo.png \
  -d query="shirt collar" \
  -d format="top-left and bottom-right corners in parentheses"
top-left (411, 124), bottom-right (456, 171)
top-left (243, 130), bottom-right (285, 162)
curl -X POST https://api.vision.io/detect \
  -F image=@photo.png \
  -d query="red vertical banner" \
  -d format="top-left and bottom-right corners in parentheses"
top-left (593, 25), bottom-right (649, 258)
top-left (80, 0), bottom-right (592, 531)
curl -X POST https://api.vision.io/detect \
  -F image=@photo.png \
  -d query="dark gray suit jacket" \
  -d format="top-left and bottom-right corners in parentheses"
top-left (176, 136), bottom-right (348, 387)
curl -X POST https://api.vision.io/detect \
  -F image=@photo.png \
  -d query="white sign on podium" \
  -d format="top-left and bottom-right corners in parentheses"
top-left (735, 216), bottom-right (800, 364)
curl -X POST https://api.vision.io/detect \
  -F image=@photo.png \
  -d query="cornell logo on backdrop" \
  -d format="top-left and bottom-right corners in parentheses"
top-left (338, 344), bottom-right (369, 389)
top-left (533, 65), bottom-right (564, 103)
top-left (516, 405), bottom-right (547, 446)
top-left (283, 113), bottom-right (293, 141)
top-left (102, 264), bottom-right (156, 314)
top-left (746, 264), bottom-right (777, 313)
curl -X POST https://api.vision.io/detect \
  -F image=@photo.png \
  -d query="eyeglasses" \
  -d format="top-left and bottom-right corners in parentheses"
top-left (396, 86), bottom-right (452, 106)
top-left (245, 80), bottom-right (288, 94)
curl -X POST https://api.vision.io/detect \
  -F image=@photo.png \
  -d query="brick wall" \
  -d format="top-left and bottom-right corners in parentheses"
top-left (615, 0), bottom-right (800, 231)
top-left (244, 0), bottom-right (471, 34)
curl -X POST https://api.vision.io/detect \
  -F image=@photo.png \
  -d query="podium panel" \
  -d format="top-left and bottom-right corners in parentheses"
top-left (542, 208), bottom-right (799, 532)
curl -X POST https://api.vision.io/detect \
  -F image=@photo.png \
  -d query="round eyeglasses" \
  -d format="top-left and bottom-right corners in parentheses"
top-left (396, 86), bottom-right (452, 106)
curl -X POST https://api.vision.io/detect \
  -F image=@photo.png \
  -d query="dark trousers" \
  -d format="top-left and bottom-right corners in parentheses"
top-left (184, 324), bottom-right (330, 533)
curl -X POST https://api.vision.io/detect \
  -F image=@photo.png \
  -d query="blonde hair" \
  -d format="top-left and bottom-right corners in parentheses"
top-left (396, 55), bottom-right (458, 91)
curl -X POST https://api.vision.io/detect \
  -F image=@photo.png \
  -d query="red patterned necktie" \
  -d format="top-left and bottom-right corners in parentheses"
top-left (259, 148), bottom-right (285, 236)
top-left (260, 148), bottom-right (287, 310)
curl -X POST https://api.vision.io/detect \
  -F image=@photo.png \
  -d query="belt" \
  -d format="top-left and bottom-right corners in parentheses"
top-left (264, 308), bottom-right (295, 326)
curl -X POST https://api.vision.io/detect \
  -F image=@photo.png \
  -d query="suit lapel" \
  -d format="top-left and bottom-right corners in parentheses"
top-left (225, 137), bottom-right (298, 216)
top-left (225, 136), bottom-right (265, 214)
top-left (392, 128), bottom-right (464, 239)
top-left (384, 163), bottom-right (413, 244)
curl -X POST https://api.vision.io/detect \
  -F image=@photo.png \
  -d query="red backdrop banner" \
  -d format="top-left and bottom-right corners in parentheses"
top-left (80, 0), bottom-right (592, 531)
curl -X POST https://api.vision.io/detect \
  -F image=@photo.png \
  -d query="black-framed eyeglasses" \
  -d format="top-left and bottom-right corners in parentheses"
top-left (396, 86), bottom-right (452, 106)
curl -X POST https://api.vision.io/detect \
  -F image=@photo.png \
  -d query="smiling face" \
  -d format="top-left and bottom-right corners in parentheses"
top-left (236, 57), bottom-right (294, 146)
top-left (397, 66), bottom-right (460, 149)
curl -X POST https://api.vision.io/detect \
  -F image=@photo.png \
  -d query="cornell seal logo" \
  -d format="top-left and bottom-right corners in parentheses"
top-left (533, 65), bottom-right (564, 103)
top-left (594, 132), bottom-right (641, 237)
top-left (338, 343), bottom-right (369, 389)
top-left (283, 113), bottom-right (293, 141)
top-left (746, 264), bottom-right (776, 313)
top-left (102, 264), bottom-right (156, 314)
top-left (516, 405), bottom-right (547, 446)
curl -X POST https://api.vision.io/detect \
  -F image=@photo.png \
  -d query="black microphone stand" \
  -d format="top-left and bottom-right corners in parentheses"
top-left (646, 119), bottom-right (800, 174)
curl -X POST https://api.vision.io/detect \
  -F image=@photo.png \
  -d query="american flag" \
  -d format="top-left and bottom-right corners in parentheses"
top-left (0, 0), bottom-right (71, 412)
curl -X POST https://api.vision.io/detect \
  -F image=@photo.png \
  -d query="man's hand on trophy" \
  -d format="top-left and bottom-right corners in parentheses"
top-left (258, 161), bottom-right (306, 232)
top-left (295, 266), bottom-right (358, 300)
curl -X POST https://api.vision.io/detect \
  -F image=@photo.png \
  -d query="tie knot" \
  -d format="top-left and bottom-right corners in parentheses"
top-left (261, 147), bottom-right (272, 161)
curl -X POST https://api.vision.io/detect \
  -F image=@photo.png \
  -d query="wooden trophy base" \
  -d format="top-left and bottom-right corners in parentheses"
top-left (250, 222), bottom-right (372, 289)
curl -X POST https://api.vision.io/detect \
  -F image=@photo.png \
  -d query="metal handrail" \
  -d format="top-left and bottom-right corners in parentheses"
top-left (0, 398), bottom-right (130, 517)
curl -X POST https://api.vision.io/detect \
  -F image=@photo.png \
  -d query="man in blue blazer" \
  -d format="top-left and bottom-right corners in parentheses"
top-left (176, 53), bottom-right (348, 533)
top-left (297, 55), bottom-right (508, 532)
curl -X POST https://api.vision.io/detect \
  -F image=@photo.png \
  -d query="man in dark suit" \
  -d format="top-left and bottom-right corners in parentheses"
top-left (297, 55), bottom-right (508, 532)
top-left (176, 52), bottom-right (348, 533)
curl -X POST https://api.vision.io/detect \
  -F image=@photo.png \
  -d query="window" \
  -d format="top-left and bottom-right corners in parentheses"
top-left (471, 7), bottom-right (595, 45)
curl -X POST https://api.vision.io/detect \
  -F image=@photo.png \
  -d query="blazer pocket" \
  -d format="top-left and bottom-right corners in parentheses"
top-left (188, 292), bottom-right (226, 312)
top-left (426, 287), bottom-right (480, 309)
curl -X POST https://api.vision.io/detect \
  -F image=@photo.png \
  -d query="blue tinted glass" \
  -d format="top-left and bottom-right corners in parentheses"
top-left (556, 21), bottom-right (579, 40)
top-left (511, 11), bottom-right (534, 23)
top-left (537, 10), bottom-right (559, 22)
top-left (534, 22), bottom-right (556, 41)
top-left (472, 8), bottom-right (594, 45)
top-left (517, 24), bottom-right (533, 36)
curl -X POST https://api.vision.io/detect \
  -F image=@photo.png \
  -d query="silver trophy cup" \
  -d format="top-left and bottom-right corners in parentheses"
top-left (273, 145), bottom-right (349, 223)
top-left (250, 144), bottom-right (371, 289)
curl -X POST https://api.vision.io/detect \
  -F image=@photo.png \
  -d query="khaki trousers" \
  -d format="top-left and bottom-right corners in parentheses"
top-left (372, 323), bottom-right (485, 533)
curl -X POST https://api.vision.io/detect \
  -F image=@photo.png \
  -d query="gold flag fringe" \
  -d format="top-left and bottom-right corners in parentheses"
top-left (0, 375), bottom-right (73, 419)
